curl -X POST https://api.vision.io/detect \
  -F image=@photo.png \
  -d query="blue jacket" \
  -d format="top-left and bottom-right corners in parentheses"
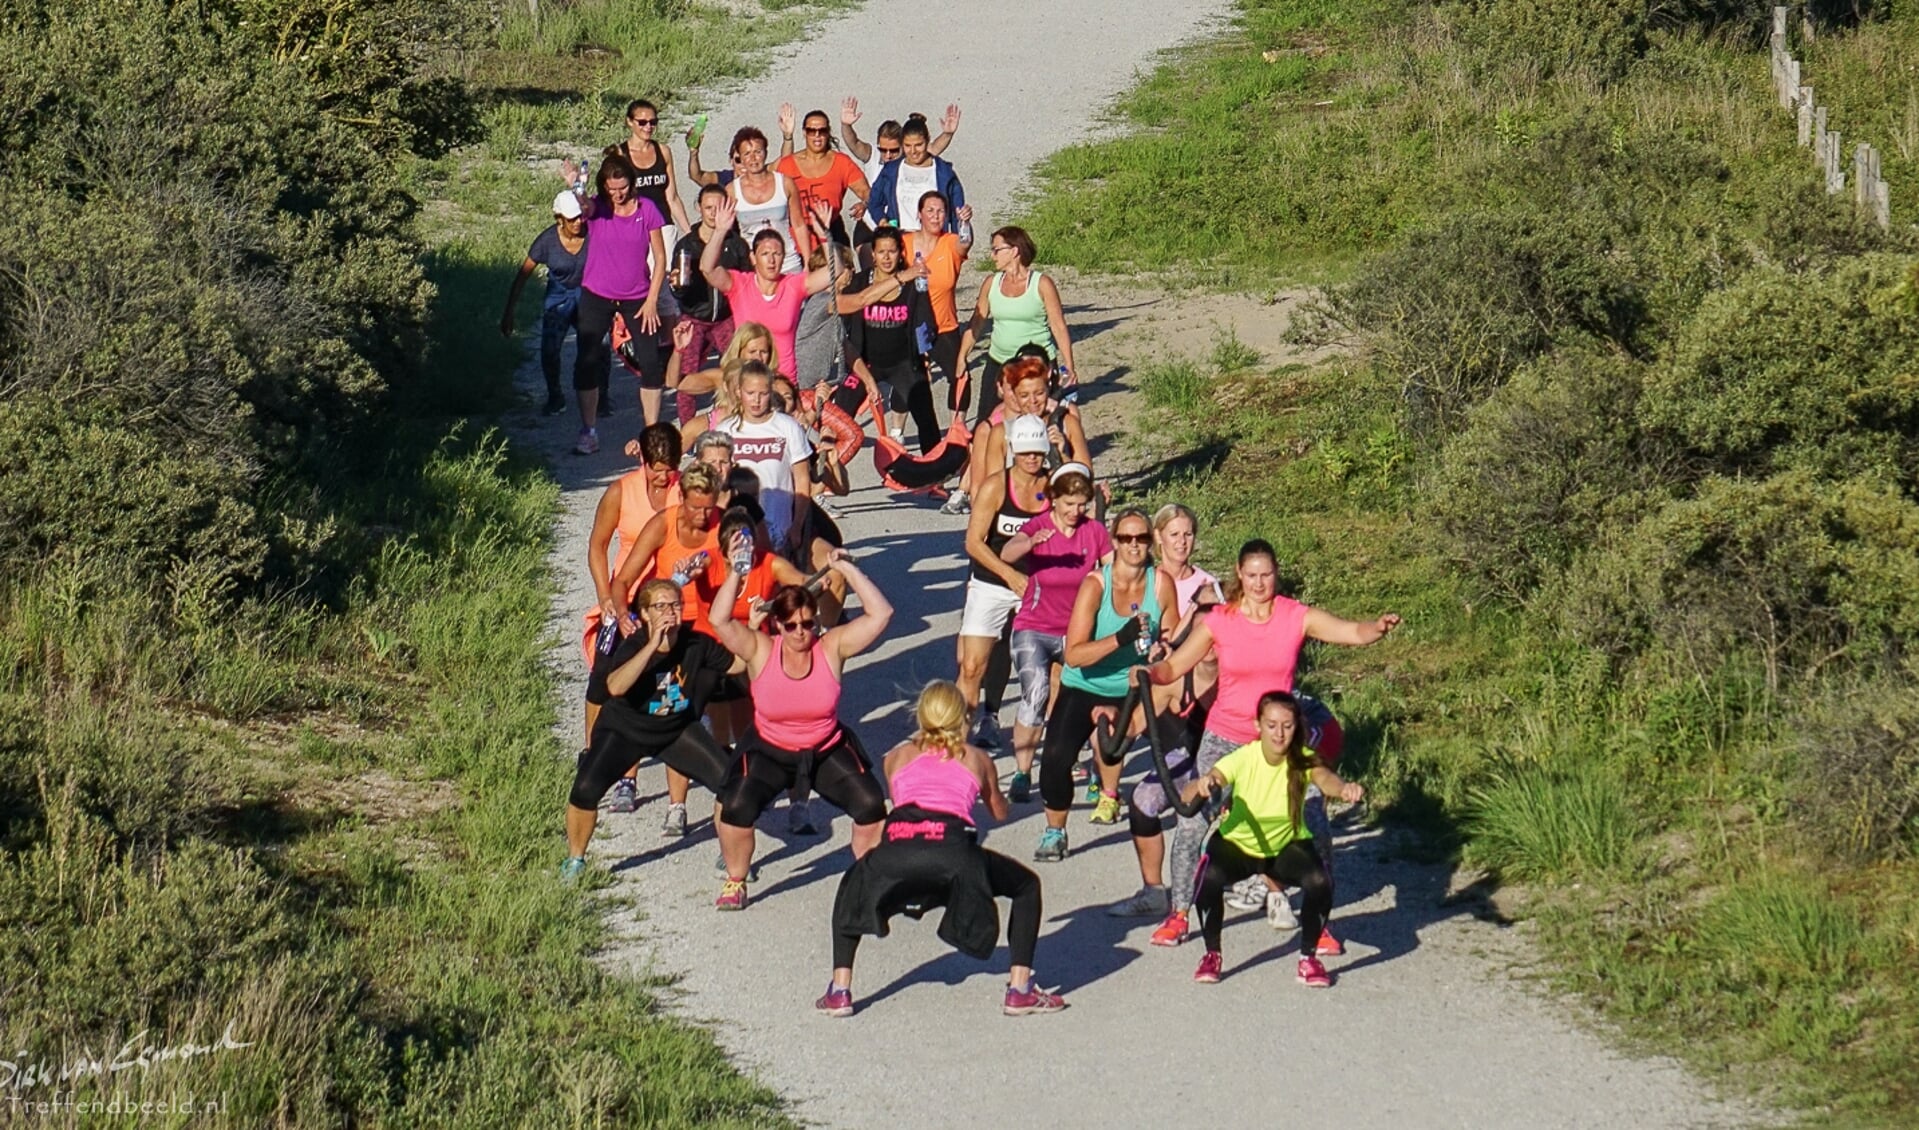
top-left (865, 156), bottom-right (966, 228)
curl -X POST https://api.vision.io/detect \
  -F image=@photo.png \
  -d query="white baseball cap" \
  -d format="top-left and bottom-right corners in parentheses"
top-left (553, 191), bottom-right (584, 220)
top-left (1007, 414), bottom-right (1050, 455)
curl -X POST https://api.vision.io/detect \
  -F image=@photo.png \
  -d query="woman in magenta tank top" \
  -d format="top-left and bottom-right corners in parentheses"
top-left (1128, 539), bottom-right (1401, 950)
top-left (706, 548), bottom-right (893, 911)
top-left (819, 681), bottom-right (1065, 1019)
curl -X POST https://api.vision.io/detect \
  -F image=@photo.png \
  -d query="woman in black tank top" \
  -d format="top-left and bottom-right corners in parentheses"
top-left (607, 98), bottom-right (691, 232)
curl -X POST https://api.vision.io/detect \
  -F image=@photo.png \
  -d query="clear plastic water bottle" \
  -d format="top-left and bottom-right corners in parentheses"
top-left (913, 251), bottom-right (927, 293)
top-left (574, 156), bottom-right (590, 196)
top-left (956, 217), bottom-right (973, 245)
top-left (729, 535), bottom-right (754, 577)
top-left (1130, 602), bottom-right (1153, 656)
top-left (595, 614), bottom-right (621, 656)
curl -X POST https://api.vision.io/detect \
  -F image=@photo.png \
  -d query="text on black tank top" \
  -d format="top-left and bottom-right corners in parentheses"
top-left (974, 481), bottom-right (1045, 586)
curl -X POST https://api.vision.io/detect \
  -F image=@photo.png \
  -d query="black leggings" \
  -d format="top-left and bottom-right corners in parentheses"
top-left (568, 721), bottom-right (730, 810)
top-left (575, 289), bottom-right (665, 392)
top-left (1039, 683), bottom-right (1128, 811)
top-left (832, 846), bottom-right (1041, 968)
top-left (719, 728), bottom-right (887, 827)
top-left (872, 359), bottom-right (940, 454)
top-left (1195, 836), bottom-right (1331, 953)
top-left (969, 355), bottom-right (1006, 426)
top-left (929, 329), bottom-right (964, 406)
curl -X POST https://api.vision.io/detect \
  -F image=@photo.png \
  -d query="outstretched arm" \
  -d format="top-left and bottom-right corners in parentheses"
top-left (1310, 764), bottom-right (1364, 804)
top-left (1303, 607), bottom-right (1401, 647)
top-left (1147, 616), bottom-right (1215, 685)
top-left (928, 103), bottom-right (961, 156)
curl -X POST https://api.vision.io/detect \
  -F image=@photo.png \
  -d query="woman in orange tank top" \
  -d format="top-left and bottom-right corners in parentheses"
top-left (699, 505), bottom-right (809, 749)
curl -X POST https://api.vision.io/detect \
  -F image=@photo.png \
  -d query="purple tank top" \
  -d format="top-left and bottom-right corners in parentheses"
top-left (890, 748), bottom-right (981, 825)
top-left (580, 196), bottom-right (665, 301)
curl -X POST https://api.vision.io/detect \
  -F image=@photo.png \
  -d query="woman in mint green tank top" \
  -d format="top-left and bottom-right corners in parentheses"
top-left (1029, 509), bottom-right (1179, 862)
top-left (953, 225), bottom-right (1078, 425)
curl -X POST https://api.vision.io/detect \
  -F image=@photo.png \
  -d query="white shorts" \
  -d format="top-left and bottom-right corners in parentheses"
top-left (959, 577), bottom-right (1021, 639)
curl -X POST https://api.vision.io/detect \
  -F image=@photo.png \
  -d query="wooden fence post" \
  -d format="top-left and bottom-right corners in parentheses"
top-left (1797, 86), bottom-right (1814, 146)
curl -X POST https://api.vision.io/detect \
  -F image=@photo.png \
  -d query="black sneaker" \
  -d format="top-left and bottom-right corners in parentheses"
top-left (542, 392), bottom-right (566, 415)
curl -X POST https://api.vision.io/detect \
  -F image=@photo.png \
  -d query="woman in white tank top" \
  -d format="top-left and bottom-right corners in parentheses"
top-left (725, 127), bottom-right (804, 273)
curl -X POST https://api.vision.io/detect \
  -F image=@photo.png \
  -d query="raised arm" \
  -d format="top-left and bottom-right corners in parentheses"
top-left (777, 103), bottom-right (796, 158)
top-left (708, 556), bottom-right (773, 672)
top-left (822, 554), bottom-right (892, 662)
top-left (700, 197), bottom-right (738, 291)
top-left (1303, 607), bottom-right (1402, 647)
top-left (839, 96), bottom-right (872, 163)
top-left (686, 139), bottom-right (719, 187)
top-left (928, 102), bottom-right (961, 157)
top-left (604, 626), bottom-right (667, 697)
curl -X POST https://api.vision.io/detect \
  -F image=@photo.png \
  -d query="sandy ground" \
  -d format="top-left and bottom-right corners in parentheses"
top-left (508, 2), bottom-right (1772, 1127)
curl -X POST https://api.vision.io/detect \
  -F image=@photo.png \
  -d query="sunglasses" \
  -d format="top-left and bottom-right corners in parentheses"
top-left (630, 117), bottom-right (657, 126)
top-left (782, 619), bottom-right (818, 633)
top-left (877, 145), bottom-right (902, 156)
top-left (1114, 533), bottom-right (1151, 546)
top-left (803, 126), bottom-right (830, 136)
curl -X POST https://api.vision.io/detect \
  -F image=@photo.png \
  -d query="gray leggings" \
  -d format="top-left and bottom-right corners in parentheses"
top-left (1155, 731), bottom-right (1336, 914)
top-left (1010, 629), bottom-right (1065, 728)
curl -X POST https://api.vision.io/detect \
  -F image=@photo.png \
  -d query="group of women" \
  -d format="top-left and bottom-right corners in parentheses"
top-left (531, 95), bottom-right (1404, 1017)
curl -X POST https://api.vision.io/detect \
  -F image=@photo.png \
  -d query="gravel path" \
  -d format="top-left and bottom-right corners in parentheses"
top-left (516, 3), bottom-right (1768, 1126)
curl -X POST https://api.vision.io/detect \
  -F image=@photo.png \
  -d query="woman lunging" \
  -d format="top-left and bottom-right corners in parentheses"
top-left (819, 680), bottom-right (1065, 1019)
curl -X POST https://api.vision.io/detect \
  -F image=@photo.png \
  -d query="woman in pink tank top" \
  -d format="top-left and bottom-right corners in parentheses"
top-left (1122, 538), bottom-right (1401, 950)
top-left (705, 548), bottom-right (893, 911)
top-left (817, 681), bottom-right (1065, 1019)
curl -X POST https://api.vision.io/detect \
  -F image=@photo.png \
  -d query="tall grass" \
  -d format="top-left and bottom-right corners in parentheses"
top-left (1465, 757), bottom-right (1643, 881)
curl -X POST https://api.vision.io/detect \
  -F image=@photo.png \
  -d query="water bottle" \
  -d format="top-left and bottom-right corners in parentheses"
top-left (594, 614), bottom-right (621, 656)
top-left (689, 113), bottom-right (709, 150)
top-left (676, 243), bottom-right (693, 291)
top-left (574, 156), bottom-right (590, 196)
top-left (913, 251), bottom-right (927, 293)
top-left (1130, 603), bottom-right (1153, 656)
top-left (956, 217), bottom-right (973, 245)
top-left (729, 535), bottom-right (754, 578)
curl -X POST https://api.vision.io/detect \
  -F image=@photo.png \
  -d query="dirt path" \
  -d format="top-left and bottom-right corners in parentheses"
top-left (513, 3), bottom-right (1768, 1126)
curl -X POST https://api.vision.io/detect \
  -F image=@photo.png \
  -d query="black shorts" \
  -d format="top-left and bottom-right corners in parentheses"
top-left (719, 726), bottom-right (886, 826)
top-left (569, 710), bottom-right (732, 810)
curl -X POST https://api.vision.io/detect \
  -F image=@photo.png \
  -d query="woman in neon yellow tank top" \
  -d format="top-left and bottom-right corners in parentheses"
top-left (954, 226), bottom-right (1077, 424)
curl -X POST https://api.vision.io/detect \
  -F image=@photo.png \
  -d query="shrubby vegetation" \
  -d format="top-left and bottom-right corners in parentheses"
top-left (0, 0), bottom-right (809, 1122)
top-left (1034, 0), bottom-right (1919, 1118)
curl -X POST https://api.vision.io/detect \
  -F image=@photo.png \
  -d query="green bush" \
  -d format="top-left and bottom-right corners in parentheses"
top-left (1641, 256), bottom-right (1919, 491)
top-left (1465, 754), bottom-right (1644, 880)
top-left (1463, 0), bottom-right (1650, 84)
top-left (1550, 471), bottom-right (1919, 680)
top-left (1426, 349), bottom-right (1677, 596)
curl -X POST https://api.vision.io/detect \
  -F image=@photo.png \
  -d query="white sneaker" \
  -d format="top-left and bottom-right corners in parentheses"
top-left (938, 490), bottom-right (970, 516)
top-left (1106, 885), bottom-right (1170, 918)
top-left (660, 803), bottom-right (687, 838)
top-left (1226, 878), bottom-right (1266, 912)
top-left (1266, 890), bottom-right (1299, 931)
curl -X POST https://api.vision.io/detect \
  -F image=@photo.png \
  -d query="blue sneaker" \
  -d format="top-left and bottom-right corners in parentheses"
top-left (1008, 770), bottom-right (1032, 804)
top-left (559, 856), bottom-right (586, 882)
top-left (1033, 827), bottom-right (1068, 862)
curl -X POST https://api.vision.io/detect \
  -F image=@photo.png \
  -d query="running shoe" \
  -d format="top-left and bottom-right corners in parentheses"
top-left (1297, 955), bottom-right (1332, 988)
top-left (971, 714), bottom-right (1002, 751)
top-left (1106, 885), bottom-right (1170, 918)
top-left (541, 392), bottom-right (566, 416)
top-left (1007, 770), bottom-right (1031, 804)
top-left (1193, 950), bottom-right (1223, 984)
top-left (608, 778), bottom-right (638, 814)
top-left (1032, 827), bottom-right (1068, 862)
top-left (938, 490), bottom-right (970, 516)
top-left (1267, 890), bottom-right (1299, 931)
top-left (1088, 793), bottom-right (1122, 825)
top-left (573, 428), bottom-right (599, 456)
top-left (660, 802), bottom-right (687, 838)
top-left (1315, 926), bottom-right (1345, 957)
top-left (1084, 780), bottom-right (1102, 804)
top-left (1150, 910), bottom-right (1189, 947)
top-left (559, 855), bottom-right (586, 882)
top-left (1071, 761), bottom-right (1090, 786)
top-left (787, 799), bottom-right (817, 836)
top-left (713, 853), bottom-right (760, 882)
top-left (1226, 878), bottom-right (1266, 911)
top-left (815, 985), bottom-right (854, 1018)
top-left (715, 878), bottom-right (748, 911)
top-left (1002, 983), bottom-right (1068, 1016)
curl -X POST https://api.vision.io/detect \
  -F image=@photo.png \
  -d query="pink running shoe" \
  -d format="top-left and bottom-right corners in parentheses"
top-left (715, 878), bottom-right (748, 911)
top-left (1150, 910), bottom-right (1188, 947)
top-left (815, 985), bottom-right (854, 1018)
top-left (1193, 950), bottom-right (1223, 983)
top-left (1002, 983), bottom-right (1068, 1015)
top-left (1297, 956), bottom-right (1333, 988)
top-left (1315, 926), bottom-right (1344, 957)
